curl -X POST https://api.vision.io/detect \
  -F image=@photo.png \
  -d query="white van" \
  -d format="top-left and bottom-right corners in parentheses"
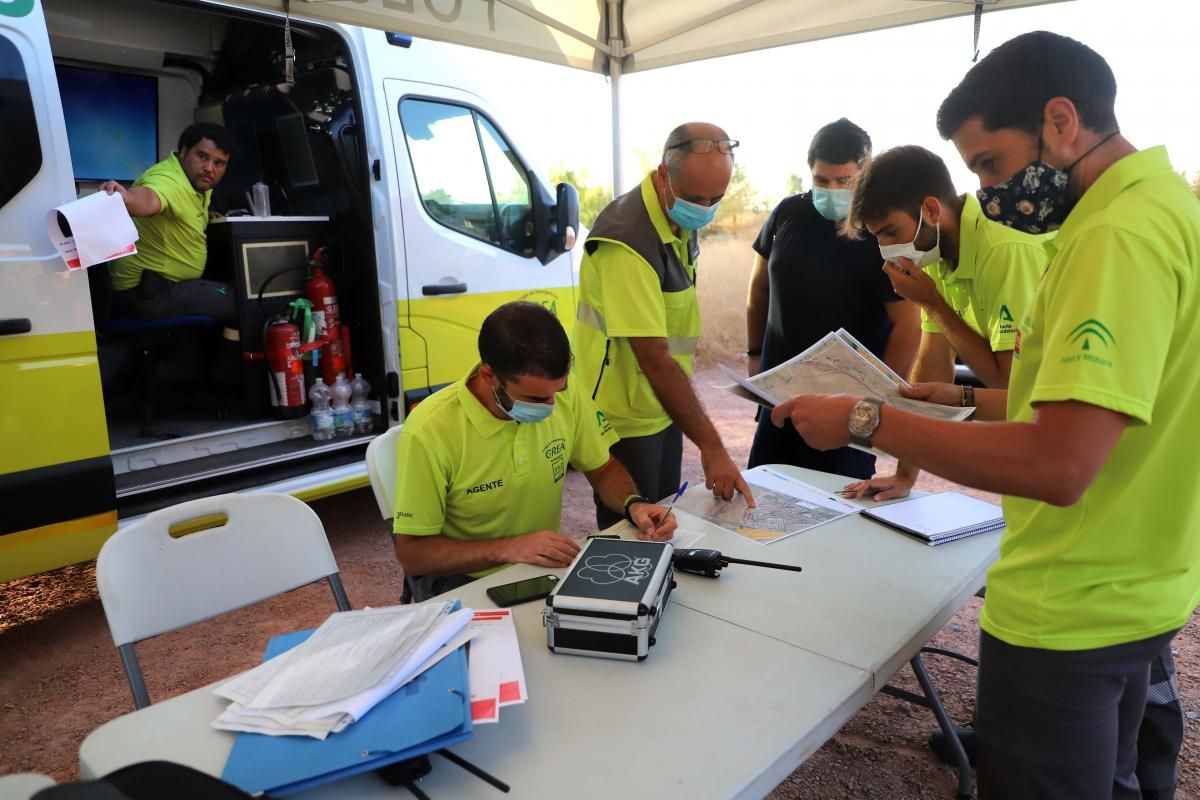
top-left (0, 0), bottom-right (580, 581)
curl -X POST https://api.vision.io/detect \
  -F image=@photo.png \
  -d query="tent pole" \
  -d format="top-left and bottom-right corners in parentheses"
top-left (607, 0), bottom-right (623, 197)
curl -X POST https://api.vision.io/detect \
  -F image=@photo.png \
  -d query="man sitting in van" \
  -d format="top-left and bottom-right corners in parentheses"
top-left (101, 123), bottom-right (237, 325)
top-left (391, 301), bottom-right (677, 603)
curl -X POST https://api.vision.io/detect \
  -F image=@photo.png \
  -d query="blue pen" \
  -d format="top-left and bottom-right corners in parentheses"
top-left (656, 481), bottom-right (688, 535)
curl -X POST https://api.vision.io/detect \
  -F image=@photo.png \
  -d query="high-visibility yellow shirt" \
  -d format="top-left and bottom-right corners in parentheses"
top-left (110, 153), bottom-right (210, 291)
top-left (392, 369), bottom-right (619, 577)
top-left (920, 194), bottom-right (1049, 352)
top-left (983, 147), bottom-right (1200, 650)
top-left (572, 173), bottom-right (701, 438)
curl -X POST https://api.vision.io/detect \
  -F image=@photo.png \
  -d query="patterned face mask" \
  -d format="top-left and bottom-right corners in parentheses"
top-left (976, 130), bottom-right (1119, 234)
top-left (976, 161), bottom-right (1070, 234)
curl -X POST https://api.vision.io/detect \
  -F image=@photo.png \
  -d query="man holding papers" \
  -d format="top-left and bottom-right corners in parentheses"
top-left (392, 302), bottom-right (676, 602)
top-left (102, 123), bottom-right (237, 325)
top-left (771, 32), bottom-right (1199, 799)
top-left (840, 145), bottom-right (1047, 501)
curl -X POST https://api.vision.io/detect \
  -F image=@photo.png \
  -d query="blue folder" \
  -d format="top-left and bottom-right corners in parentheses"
top-left (220, 628), bottom-right (472, 796)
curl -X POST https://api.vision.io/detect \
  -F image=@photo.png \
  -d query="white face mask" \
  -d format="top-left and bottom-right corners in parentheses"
top-left (878, 212), bottom-right (941, 268)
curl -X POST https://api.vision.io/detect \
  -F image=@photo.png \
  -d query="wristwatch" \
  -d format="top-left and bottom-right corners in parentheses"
top-left (848, 397), bottom-right (884, 448)
top-left (623, 494), bottom-right (650, 523)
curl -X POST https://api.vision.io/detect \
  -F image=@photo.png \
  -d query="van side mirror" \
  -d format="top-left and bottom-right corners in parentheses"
top-left (554, 182), bottom-right (579, 253)
top-left (531, 179), bottom-right (580, 265)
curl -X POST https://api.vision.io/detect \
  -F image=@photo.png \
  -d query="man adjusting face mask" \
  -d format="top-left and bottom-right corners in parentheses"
top-left (878, 209), bottom-right (942, 268)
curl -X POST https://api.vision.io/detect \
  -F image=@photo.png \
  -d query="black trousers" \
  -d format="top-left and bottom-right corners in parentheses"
top-left (748, 409), bottom-right (875, 480)
top-left (403, 572), bottom-right (474, 604)
top-left (976, 628), bottom-right (1181, 800)
top-left (112, 269), bottom-right (237, 326)
top-left (595, 425), bottom-right (683, 531)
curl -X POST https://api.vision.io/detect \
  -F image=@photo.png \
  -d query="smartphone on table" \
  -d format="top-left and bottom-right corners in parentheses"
top-left (485, 574), bottom-right (560, 608)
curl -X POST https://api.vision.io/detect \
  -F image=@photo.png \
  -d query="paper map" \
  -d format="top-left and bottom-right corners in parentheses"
top-left (675, 467), bottom-right (858, 545)
top-left (717, 329), bottom-right (973, 455)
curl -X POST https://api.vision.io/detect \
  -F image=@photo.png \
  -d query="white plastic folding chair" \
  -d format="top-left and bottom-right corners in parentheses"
top-left (365, 425), bottom-right (421, 602)
top-left (365, 424), bottom-right (402, 525)
top-left (95, 492), bottom-right (351, 709)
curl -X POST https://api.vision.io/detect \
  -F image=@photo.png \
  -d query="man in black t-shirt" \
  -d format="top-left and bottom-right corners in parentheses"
top-left (745, 118), bottom-right (919, 478)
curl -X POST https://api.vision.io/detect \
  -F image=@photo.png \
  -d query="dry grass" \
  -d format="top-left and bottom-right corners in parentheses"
top-left (696, 229), bottom-right (759, 368)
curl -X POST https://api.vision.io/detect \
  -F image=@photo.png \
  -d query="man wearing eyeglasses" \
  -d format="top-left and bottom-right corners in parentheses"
top-left (573, 122), bottom-right (756, 530)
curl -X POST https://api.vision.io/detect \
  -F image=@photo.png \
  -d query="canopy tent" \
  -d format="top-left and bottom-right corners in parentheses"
top-left (240, 0), bottom-right (1065, 184)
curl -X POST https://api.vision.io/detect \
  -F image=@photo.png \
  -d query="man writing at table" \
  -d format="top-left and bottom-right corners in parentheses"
top-left (392, 301), bottom-right (677, 603)
top-left (772, 31), bottom-right (1198, 799)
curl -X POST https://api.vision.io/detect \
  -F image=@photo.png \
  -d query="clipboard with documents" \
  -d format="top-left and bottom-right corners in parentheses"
top-left (220, 628), bottom-right (472, 796)
top-left (861, 491), bottom-right (1004, 546)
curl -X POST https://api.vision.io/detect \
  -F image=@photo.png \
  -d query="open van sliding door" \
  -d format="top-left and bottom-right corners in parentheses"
top-left (0, 0), bottom-right (116, 582)
top-left (384, 80), bottom-right (576, 406)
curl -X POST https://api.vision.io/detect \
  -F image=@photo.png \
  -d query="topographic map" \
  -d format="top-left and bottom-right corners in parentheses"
top-left (718, 329), bottom-right (973, 449)
top-left (675, 467), bottom-right (859, 545)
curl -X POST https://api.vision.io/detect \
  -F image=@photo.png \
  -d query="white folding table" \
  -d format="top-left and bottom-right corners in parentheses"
top-left (79, 466), bottom-right (999, 799)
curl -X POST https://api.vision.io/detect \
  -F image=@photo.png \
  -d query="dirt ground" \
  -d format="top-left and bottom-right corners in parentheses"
top-left (2, 365), bottom-right (1198, 798)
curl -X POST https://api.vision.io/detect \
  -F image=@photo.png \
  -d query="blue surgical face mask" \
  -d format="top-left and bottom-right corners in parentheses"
top-left (494, 383), bottom-right (554, 424)
top-left (666, 176), bottom-right (719, 230)
top-left (812, 186), bottom-right (852, 221)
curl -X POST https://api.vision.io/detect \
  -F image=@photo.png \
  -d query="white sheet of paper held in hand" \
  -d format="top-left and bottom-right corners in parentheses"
top-left (45, 190), bottom-right (139, 270)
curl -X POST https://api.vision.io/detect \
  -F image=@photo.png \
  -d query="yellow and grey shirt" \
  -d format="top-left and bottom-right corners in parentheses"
top-left (572, 172), bottom-right (702, 439)
top-left (921, 193), bottom-right (1048, 352)
top-left (984, 147), bottom-right (1200, 651)
top-left (110, 153), bottom-right (211, 291)
top-left (392, 369), bottom-right (619, 577)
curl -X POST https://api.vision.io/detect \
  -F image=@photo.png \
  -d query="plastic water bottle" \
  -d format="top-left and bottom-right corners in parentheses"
top-left (309, 378), bottom-right (334, 441)
top-left (331, 373), bottom-right (354, 437)
top-left (350, 372), bottom-right (373, 434)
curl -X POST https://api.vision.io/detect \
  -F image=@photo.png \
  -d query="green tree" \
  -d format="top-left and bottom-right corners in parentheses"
top-left (784, 172), bottom-right (805, 197)
top-left (550, 166), bottom-right (611, 229)
top-left (712, 163), bottom-right (765, 232)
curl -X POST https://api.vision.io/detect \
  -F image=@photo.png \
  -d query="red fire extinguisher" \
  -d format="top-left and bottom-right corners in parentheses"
top-left (264, 316), bottom-right (307, 418)
top-left (306, 248), bottom-right (348, 383)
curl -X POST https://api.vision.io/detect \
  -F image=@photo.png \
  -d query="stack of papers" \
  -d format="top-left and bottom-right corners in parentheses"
top-left (717, 328), bottom-right (974, 455)
top-left (465, 609), bottom-right (527, 724)
top-left (46, 191), bottom-right (138, 270)
top-left (212, 602), bottom-right (475, 739)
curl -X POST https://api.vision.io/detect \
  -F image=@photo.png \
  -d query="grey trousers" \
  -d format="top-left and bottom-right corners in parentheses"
top-left (976, 628), bottom-right (1181, 800)
top-left (112, 269), bottom-right (237, 326)
top-left (595, 424), bottom-right (683, 531)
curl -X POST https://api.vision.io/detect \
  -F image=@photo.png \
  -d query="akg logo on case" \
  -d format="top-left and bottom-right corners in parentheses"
top-left (577, 553), bottom-right (653, 586)
top-left (0, 0), bottom-right (35, 17)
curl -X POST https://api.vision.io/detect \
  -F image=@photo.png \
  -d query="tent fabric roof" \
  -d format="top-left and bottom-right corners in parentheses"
top-left (231, 0), bottom-right (1062, 74)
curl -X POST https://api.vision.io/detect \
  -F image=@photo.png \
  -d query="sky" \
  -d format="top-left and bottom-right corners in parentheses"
top-left (422, 0), bottom-right (1200, 205)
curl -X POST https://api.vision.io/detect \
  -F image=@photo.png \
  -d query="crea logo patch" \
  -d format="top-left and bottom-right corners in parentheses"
top-left (595, 410), bottom-right (613, 436)
top-left (543, 438), bottom-right (566, 482)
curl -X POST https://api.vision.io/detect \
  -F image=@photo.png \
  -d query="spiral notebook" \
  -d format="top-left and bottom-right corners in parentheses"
top-left (862, 491), bottom-right (1004, 546)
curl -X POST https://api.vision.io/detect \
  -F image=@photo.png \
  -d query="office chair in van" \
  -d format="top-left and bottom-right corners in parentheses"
top-left (87, 262), bottom-right (219, 437)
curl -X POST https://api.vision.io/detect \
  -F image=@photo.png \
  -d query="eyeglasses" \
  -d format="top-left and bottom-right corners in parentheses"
top-left (667, 138), bottom-right (740, 155)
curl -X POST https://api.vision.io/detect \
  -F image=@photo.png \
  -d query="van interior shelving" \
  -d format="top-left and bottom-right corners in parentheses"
top-left (45, 0), bottom-right (386, 509)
